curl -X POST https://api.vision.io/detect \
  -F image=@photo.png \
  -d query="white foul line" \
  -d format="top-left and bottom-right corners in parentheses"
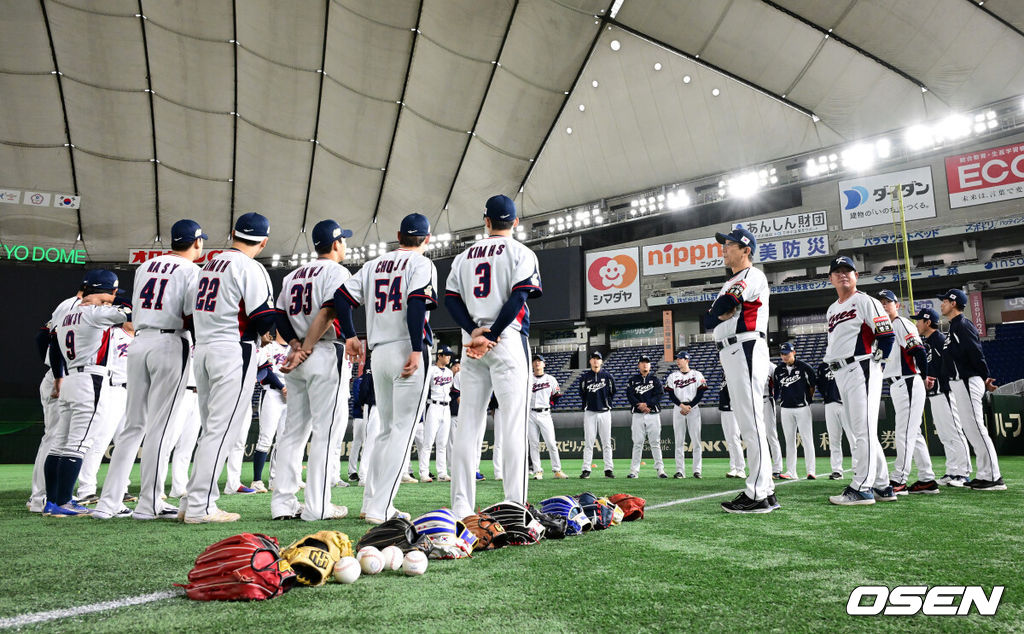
top-left (648, 467), bottom-right (858, 510)
top-left (0, 589), bottom-right (182, 629)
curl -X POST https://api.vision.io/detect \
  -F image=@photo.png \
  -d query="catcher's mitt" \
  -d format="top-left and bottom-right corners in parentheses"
top-left (413, 509), bottom-right (473, 559)
top-left (461, 513), bottom-right (509, 551)
top-left (356, 518), bottom-right (431, 554)
top-left (281, 530), bottom-right (352, 587)
top-left (539, 496), bottom-right (592, 536)
top-left (608, 493), bottom-right (646, 521)
top-left (481, 502), bottom-right (545, 545)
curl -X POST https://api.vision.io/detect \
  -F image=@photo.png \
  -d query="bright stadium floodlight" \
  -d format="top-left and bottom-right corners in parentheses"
top-left (905, 124), bottom-right (933, 150)
top-left (841, 143), bottom-right (875, 172)
top-left (875, 137), bottom-right (891, 158)
top-left (666, 189), bottom-right (690, 210)
top-left (805, 159), bottom-right (818, 177)
top-left (727, 172), bottom-right (760, 199)
top-left (630, 199), bottom-right (639, 207)
top-left (595, 215), bottom-right (604, 223)
top-left (936, 113), bottom-right (971, 142)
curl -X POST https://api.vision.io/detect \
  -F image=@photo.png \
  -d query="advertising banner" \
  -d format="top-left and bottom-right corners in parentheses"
top-left (838, 166), bottom-right (936, 230)
top-left (946, 142), bottom-right (1024, 208)
top-left (585, 247), bottom-right (640, 312)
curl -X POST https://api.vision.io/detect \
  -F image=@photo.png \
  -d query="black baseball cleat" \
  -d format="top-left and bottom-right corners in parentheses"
top-left (429, 472), bottom-right (436, 480)
top-left (806, 474), bottom-right (816, 480)
top-left (123, 492), bottom-right (138, 503)
top-left (872, 485), bottom-right (898, 501)
top-left (272, 511), bottom-right (302, 520)
top-left (658, 472), bottom-right (668, 479)
top-left (721, 492), bottom-right (773, 514)
top-left (626, 473), bottom-right (638, 479)
top-left (908, 480), bottom-right (940, 494)
top-left (673, 472), bottom-right (684, 479)
top-left (78, 494), bottom-right (100, 505)
top-left (580, 471), bottom-right (591, 479)
top-left (772, 472), bottom-right (781, 480)
top-left (348, 473), bottom-right (359, 482)
top-left (604, 469), bottom-right (615, 479)
top-left (829, 471), bottom-right (842, 480)
top-left (892, 482), bottom-right (909, 496)
top-left (766, 493), bottom-right (780, 510)
top-left (693, 472), bottom-right (702, 479)
top-left (970, 477), bottom-right (1007, 491)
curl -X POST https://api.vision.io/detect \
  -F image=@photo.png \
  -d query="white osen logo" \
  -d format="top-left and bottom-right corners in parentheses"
top-left (847, 586), bottom-right (1003, 616)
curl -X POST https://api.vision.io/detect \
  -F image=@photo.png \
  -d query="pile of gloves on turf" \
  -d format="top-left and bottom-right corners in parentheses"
top-left (177, 492), bottom-right (645, 601)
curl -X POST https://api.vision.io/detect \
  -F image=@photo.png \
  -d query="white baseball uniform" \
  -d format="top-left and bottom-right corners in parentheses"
top-left (764, 378), bottom-right (783, 473)
top-left (29, 297), bottom-right (78, 511)
top-left (528, 373), bottom-right (562, 474)
top-left (338, 248), bottom-right (437, 521)
top-left (51, 301), bottom-right (128, 506)
top-left (270, 258), bottom-right (352, 520)
top-left (446, 236), bottom-right (541, 518)
top-left (97, 255), bottom-right (197, 518)
top-left (775, 361), bottom-right (816, 479)
top-left (348, 369), bottom-right (376, 482)
top-left (168, 359), bottom-right (200, 498)
top-left (885, 315), bottom-right (934, 485)
top-left (817, 365), bottom-right (856, 474)
top-left (182, 250), bottom-right (275, 519)
top-left (712, 265), bottom-right (773, 501)
top-left (665, 368), bottom-right (706, 475)
top-left (419, 364), bottom-right (454, 479)
top-left (824, 291), bottom-right (893, 493)
top-left (77, 326), bottom-right (132, 498)
top-left (718, 383), bottom-right (746, 476)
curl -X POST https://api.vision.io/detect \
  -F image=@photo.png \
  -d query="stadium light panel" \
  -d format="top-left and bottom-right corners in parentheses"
top-left (727, 172), bottom-right (760, 199)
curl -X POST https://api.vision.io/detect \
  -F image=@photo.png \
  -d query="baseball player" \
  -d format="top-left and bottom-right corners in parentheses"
top-left (181, 212), bottom-right (276, 524)
top-left (445, 195), bottom-right (541, 519)
top-left (579, 351), bottom-right (616, 478)
top-left (347, 367), bottom-right (366, 483)
top-left (816, 361), bottom-right (854, 479)
top-left (763, 377), bottom-right (785, 479)
top-left (268, 219), bottom-right (353, 521)
top-left (300, 212), bottom-right (437, 523)
top-left (773, 342), bottom-right (817, 480)
top-left (76, 322), bottom-right (134, 504)
top-left (911, 307), bottom-right (972, 487)
top-left (938, 289), bottom-right (1005, 490)
top-left (705, 228), bottom-right (776, 514)
top-left (823, 256), bottom-right (897, 506)
top-left (28, 289), bottom-right (81, 513)
top-left (250, 331), bottom-right (289, 493)
top-left (45, 270), bottom-right (129, 516)
top-left (877, 290), bottom-right (937, 495)
top-left (352, 361), bottom-right (378, 485)
top-left (718, 382), bottom-right (746, 478)
top-left (448, 359), bottom-right (461, 471)
top-left (168, 357), bottom-right (200, 498)
top-left (419, 347), bottom-right (454, 482)
top-left (528, 354), bottom-right (566, 480)
top-left (94, 219), bottom-right (205, 521)
top-left (665, 350), bottom-right (707, 479)
top-left (627, 354), bottom-right (666, 478)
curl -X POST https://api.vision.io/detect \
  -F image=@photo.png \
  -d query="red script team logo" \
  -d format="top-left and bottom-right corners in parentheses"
top-left (588, 254), bottom-right (638, 291)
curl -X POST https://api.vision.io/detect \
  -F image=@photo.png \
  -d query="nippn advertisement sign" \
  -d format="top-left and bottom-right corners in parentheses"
top-left (586, 247), bottom-right (640, 311)
top-left (642, 238), bottom-right (724, 275)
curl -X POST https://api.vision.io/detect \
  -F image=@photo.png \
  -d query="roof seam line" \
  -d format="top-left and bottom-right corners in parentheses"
top-left (331, 0), bottom-right (411, 31)
top-left (299, 0), bottom-right (332, 234)
top-left (137, 0), bottom-right (161, 241)
top-left (228, 0), bottom-right (238, 234)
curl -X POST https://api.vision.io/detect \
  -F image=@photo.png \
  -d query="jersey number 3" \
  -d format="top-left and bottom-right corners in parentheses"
top-left (473, 262), bottom-right (491, 298)
top-left (374, 278), bottom-right (402, 313)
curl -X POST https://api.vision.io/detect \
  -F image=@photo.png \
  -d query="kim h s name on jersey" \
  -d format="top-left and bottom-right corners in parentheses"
top-left (465, 243), bottom-right (507, 259)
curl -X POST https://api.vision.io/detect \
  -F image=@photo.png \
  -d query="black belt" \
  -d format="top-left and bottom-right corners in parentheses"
top-left (532, 408), bottom-right (549, 412)
top-left (887, 375), bottom-right (919, 386)
top-left (186, 386), bottom-right (197, 393)
top-left (429, 400), bottom-right (449, 406)
top-left (829, 356), bottom-right (860, 371)
top-left (109, 380), bottom-right (126, 388)
top-left (160, 329), bottom-right (177, 334)
top-left (716, 332), bottom-right (766, 351)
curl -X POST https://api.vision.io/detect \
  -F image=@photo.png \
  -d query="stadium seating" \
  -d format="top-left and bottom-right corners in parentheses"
top-left (984, 322), bottom-right (1024, 384)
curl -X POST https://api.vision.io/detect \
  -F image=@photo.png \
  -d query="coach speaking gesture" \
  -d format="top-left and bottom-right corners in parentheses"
top-left (705, 228), bottom-right (777, 514)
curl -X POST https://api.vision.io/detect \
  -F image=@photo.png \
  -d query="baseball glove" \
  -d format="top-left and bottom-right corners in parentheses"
top-left (596, 497), bottom-right (625, 525)
top-left (461, 512), bottom-right (509, 551)
top-left (413, 509), bottom-right (473, 559)
top-left (356, 518), bottom-right (431, 554)
top-left (539, 496), bottom-right (592, 536)
top-left (481, 502), bottom-right (545, 545)
top-left (280, 530), bottom-right (352, 587)
top-left (608, 493), bottom-right (646, 521)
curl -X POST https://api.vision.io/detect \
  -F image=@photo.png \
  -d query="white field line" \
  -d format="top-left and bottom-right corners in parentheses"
top-left (648, 465), bottom-right (862, 510)
top-left (0, 589), bottom-right (182, 629)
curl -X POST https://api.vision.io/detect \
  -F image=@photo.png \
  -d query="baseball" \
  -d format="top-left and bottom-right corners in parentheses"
top-left (333, 556), bottom-right (361, 584)
top-left (357, 546), bottom-right (385, 575)
top-left (402, 550), bottom-right (428, 576)
top-left (381, 545), bottom-right (404, 571)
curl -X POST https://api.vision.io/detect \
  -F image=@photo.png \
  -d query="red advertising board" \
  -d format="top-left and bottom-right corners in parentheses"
top-left (945, 142), bottom-right (1024, 208)
top-left (128, 248), bottom-right (224, 265)
top-left (969, 290), bottom-right (987, 337)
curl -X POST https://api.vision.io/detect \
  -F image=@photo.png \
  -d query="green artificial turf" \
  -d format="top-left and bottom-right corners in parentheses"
top-left (0, 457), bottom-right (1021, 632)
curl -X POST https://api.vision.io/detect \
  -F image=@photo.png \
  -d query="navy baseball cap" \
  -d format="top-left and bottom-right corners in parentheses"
top-left (532, 353), bottom-right (546, 362)
top-left (312, 219), bottom-right (352, 249)
top-left (938, 288), bottom-right (968, 307)
top-left (589, 351), bottom-right (603, 360)
top-left (234, 212), bottom-right (270, 240)
top-left (910, 307), bottom-right (940, 323)
top-left (675, 350), bottom-right (690, 360)
top-left (638, 354), bottom-right (652, 363)
top-left (780, 342), bottom-right (795, 353)
top-left (437, 346), bottom-right (453, 356)
top-left (877, 289), bottom-right (898, 303)
top-left (714, 227), bottom-right (756, 253)
top-left (485, 194), bottom-right (517, 222)
top-left (82, 269), bottom-right (119, 293)
top-left (171, 219), bottom-right (208, 246)
top-left (829, 255), bottom-right (857, 273)
top-left (400, 213), bottom-right (430, 237)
